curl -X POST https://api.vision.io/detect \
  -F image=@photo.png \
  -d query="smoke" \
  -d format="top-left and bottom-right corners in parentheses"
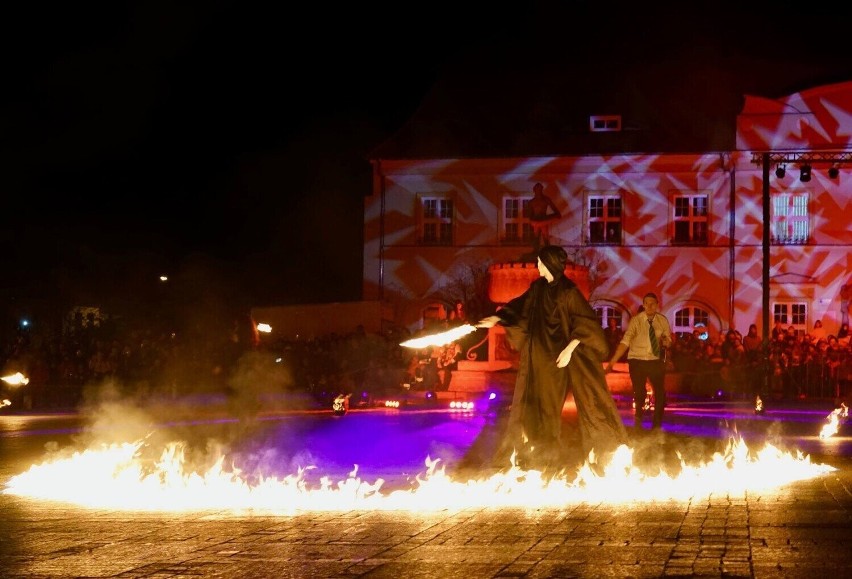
top-left (76, 378), bottom-right (160, 446)
top-left (763, 419), bottom-right (787, 449)
top-left (224, 350), bottom-right (294, 422)
top-left (57, 349), bottom-right (295, 477)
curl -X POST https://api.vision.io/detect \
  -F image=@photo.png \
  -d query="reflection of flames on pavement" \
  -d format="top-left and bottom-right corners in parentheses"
top-left (1, 436), bottom-right (835, 512)
top-left (631, 388), bottom-right (653, 412)
top-left (819, 403), bottom-right (849, 439)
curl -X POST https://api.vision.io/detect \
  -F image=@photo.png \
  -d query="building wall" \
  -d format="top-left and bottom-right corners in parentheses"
top-left (366, 82), bottom-right (852, 337)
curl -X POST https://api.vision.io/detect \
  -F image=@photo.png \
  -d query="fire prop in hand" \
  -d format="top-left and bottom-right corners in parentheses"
top-left (400, 324), bottom-right (478, 349)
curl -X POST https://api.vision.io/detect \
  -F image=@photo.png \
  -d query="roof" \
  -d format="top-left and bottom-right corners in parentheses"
top-left (371, 39), bottom-right (852, 161)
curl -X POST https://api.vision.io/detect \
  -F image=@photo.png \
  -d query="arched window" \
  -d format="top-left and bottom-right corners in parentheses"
top-left (593, 302), bottom-right (626, 330)
top-left (673, 305), bottom-right (710, 340)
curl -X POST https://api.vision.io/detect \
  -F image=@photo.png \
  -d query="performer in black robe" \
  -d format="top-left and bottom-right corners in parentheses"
top-left (478, 245), bottom-right (628, 470)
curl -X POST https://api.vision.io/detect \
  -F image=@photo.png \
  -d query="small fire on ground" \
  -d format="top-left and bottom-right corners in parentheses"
top-left (2, 436), bottom-right (836, 513)
top-left (1, 372), bottom-right (29, 386)
top-left (819, 403), bottom-right (849, 439)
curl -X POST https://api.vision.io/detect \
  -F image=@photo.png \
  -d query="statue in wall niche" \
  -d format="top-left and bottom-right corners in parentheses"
top-left (526, 182), bottom-right (562, 250)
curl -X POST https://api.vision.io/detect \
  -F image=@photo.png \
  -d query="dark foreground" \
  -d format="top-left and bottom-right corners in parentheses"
top-left (1, 398), bottom-right (852, 578)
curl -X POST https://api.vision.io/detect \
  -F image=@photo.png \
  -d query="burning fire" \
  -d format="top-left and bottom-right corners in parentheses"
top-left (400, 324), bottom-right (478, 349)
top-left (2, 435), bottom-right (835, 513)
top-left (1, 372), bottom-right (29, 386)
top-left (819, 403), bottom-right (849, 439)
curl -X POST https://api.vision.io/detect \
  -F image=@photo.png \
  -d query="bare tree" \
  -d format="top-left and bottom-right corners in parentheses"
top-left (568, 247), bottom-right (609, 301)
top-left (432, 261), bottom-right (495, 322)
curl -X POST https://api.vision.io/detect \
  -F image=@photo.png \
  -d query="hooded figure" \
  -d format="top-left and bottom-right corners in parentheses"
top-left (480, 245), bottom-right (627, 471)
top-left (537, 244), bottom-right (568, 279)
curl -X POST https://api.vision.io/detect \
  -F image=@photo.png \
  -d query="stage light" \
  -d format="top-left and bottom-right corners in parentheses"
top-left (800, 164), bottom-right (812, 182)
top-left (775, 164), bottom-right (786, 178)
top-left (828, 165), bottom-right (839, 179)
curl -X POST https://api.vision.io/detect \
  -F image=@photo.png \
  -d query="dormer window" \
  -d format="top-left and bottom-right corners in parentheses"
top-left (589, 115), bottom-right (622, 132)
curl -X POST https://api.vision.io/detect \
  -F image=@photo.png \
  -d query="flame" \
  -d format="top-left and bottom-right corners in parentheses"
top-left (632, 388), bottom-right (653, 412)
top-left (2, 435), bottom-right (835, 513)
top-left (1, 372), bottom-right (29, 386)
top-left (400, 324), bottom-right (478, 349)
top-left (819, 403), bottom-right (849, 439)
top-left (1, 399), bottom-right (10, 408)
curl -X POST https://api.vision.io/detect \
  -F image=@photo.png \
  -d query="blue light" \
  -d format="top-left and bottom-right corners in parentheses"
top-left (488, 392), bottom-right (497, 400)
top-left (20, 319), bottom-right (29, 327)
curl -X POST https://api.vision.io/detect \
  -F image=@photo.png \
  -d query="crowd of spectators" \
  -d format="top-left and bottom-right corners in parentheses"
top-left (1, 312), bottom-right (239, 409)
top-left (262, 324), bottom-right (415, 407)
top-left (3, 308), bottom-right (851, 412)
top-left (667, 319), bottom-right (852, 402)
top-left (0, 313), bottom-right (418, 411)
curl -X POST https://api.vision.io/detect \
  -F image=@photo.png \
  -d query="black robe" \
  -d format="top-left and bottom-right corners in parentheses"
top-left (496, 274), bottom-right (627, 468)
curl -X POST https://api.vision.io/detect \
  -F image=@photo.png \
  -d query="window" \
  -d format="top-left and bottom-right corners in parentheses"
top-left (589, 115), bottom-right (622, 132)
top-left (419, 197), bottom-right (454, 245)
top-left (772, 301), bottom-right (807, 334)
top-left (594, 305), bottom-right (624, 329)
top-left (587, 194), bottom-right (622, 245)
top-left (501, 196), bottom-right (534, 244)
top-left (771, 192), bottom-right (809, 244)
top-left (673, 306), bottom-right (709, 340)
top-left (671, 193), bottom-right (708, 245)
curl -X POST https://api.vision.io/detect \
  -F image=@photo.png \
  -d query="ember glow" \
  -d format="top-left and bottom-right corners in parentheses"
top-left (1, 372), bottom-right (29, 386)
top-left (2, 436), bottom-right (835, 513)
top-left (400, 324), bottom-right (478, 349)
top-left (819, 403), bottom-right (849, 440)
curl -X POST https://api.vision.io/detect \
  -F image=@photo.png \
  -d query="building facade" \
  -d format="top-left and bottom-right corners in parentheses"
top-left (364, 81), bottom-right (852, 341)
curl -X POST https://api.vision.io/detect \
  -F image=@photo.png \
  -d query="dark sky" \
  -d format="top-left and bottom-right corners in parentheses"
top-left (0, 1), bottom-right (838, 323)
top-left (2, 2), bottom-right (510, 315)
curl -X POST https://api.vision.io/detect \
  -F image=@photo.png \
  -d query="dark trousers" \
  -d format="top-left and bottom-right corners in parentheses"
top-left (628, 358), bottom-right (666, 428)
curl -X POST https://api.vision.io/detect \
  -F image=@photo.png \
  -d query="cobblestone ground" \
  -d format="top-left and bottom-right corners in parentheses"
top-left (1, 458), bottom-right (851, 578)
top-left (2, 401), bottom-right (852, 578)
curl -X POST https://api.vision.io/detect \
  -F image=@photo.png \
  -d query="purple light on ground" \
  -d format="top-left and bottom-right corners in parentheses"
top-left (233, 410), bottom-right (489, 486)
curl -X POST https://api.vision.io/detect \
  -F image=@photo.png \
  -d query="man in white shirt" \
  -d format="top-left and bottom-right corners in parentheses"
top-left (605, 293), bottom-right (672, 431)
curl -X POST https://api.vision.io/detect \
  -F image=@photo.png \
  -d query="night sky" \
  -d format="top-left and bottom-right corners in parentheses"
top-left (2, 2), bottom-right (499, 315)
top-left (1, 1), bottom-right (840, 326)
